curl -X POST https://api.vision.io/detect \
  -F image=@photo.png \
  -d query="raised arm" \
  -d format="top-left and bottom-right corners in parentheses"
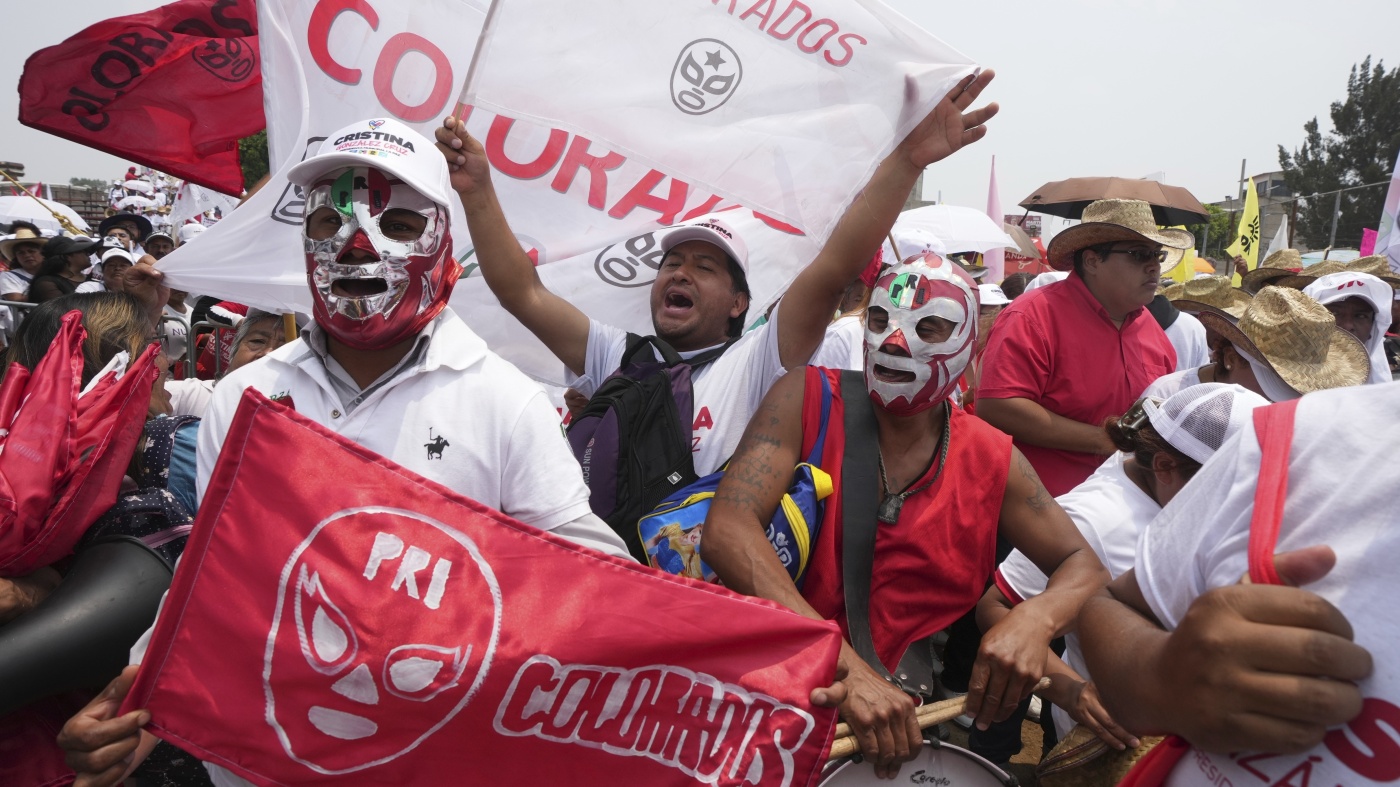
top-left (436, 117), bottom-right (592, 375)
top-left (703, 371), bottom-right (920, 778)
top-left (964, 449), bottom-right (1108, 729)
top-left (775, 71), bottom-right (998, 369)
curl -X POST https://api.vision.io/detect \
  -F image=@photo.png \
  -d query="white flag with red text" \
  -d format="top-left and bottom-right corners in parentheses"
top-left (156, 0), bottom-right (965, 386)
top-left (465, 0), bottom-right (977, 243)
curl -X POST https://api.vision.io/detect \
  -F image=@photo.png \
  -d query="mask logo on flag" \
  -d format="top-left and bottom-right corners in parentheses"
top-left (190, 36), bottom-right (256, 83)
top-left (670, 39), bottom-right (742, 115)
top-left (863, 254), bottom-right (978, 416)
top-left (264, 507), bottom-right (501, 773)
top-left (595, 231), bottom-right (664, 288)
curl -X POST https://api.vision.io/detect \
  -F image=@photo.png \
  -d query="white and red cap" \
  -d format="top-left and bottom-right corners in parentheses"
top-left (978, 283), bottom-right (1011, 306)
top-left (287, 118), bottom-right (451, 208)
top-left (661, 216), bottom-right (749, 275)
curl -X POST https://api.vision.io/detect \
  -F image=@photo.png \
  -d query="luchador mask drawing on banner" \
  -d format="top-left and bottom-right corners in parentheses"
top-left (264, 507), bottom-right (501, 773)
top-left (863, 253), bottom-right (978, 415)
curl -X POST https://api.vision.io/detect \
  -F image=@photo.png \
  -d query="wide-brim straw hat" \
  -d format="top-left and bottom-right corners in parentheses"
top-left (1046, 199), bottom-right (1194, 273)
top-left (1193, 287), bottom-right (1369, 394)
top-left (1276, 255), bottom-right (1400, 292)
top-left (0, 228), bottom-right (47, 262)
top-left (1162, 275), bottom-right (1252, 317)
top-left (1037, 724), bottom-right (1166, 787)
top-left (1240, 248), bottom-right (1303, 294)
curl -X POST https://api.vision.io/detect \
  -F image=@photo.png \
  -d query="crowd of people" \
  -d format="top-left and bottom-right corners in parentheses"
top-left (0, 69), bottom-right (1394, 787)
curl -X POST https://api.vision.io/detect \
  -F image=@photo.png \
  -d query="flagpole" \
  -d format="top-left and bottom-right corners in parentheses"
top-left (0, 169), bottom-right (82, 235)
top-left (449, 0), bottom-right (502, 123)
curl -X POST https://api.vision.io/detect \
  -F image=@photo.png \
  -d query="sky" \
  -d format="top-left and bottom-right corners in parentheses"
top-left (3, 0), bottom-right (1397, 236)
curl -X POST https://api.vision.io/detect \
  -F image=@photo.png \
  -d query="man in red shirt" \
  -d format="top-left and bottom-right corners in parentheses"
top-left (977, 199), bottom-right (1191, 496)
top-left (703, 254), bottom-right (1107, 778)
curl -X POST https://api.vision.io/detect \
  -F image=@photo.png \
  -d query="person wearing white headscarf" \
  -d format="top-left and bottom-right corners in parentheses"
top-left (1303, 271), bottom-right (1392, 384)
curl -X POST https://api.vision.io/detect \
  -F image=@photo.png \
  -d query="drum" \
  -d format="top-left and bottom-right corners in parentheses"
top-left (821, 739), bottom-right (1016, 787)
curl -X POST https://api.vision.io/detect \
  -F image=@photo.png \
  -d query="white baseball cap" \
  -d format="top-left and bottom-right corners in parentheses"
top-left (178, 224), bottom-right (206, 244)
top-left (978, 283), bottom-right (1011, 306)
top-left (100, 247), bottom-right (135, 266)
top-left (661, 216), bottom-right (750, 276)
top-left (1144, 383), bottom-right (1269, 465)
top-left (287, 117), bottom-right (451, 207)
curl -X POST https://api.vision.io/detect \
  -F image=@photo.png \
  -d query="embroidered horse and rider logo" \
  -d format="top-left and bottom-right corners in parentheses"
top-left (424, 428), bottom-right (449, 460)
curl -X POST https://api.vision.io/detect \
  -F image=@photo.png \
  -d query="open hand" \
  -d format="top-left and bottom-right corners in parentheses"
top-left (897, 70), bottom-right (999, 171)
top-left (1062, 680), bottom-right (1139, 750)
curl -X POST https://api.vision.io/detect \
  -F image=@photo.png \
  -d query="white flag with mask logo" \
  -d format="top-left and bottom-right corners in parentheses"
top-left (157, 0), bottom-right (967, 387)
top-left (463, 0), bottom-right (977, 242)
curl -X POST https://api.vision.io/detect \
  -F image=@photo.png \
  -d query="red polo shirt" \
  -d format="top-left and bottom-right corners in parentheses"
top-left (977, 273), bottom-right (1175, 496)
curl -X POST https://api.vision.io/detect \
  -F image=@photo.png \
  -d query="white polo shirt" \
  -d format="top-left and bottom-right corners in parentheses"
top-left (1136, 382), bottom-right (1400, 786)
top-left (584, 313), bottom-right (787, 476)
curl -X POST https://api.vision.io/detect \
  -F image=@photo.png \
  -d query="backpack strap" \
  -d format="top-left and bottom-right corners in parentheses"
top-left (839, 371), bottom-right (882, 670)
top-left (620, 333), bottom-right (735, 370)
top-left (1246, 399), bottom-right (1300, 586)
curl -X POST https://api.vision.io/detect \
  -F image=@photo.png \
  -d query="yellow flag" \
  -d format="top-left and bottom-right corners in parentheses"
top-left (1164, 224), bottom-right (1199, 284)
top-left (1225, 178), bottom-right (1261, 285)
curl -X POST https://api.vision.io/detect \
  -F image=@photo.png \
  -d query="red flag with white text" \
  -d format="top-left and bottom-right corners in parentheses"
top-left (125, 389), bottom-right (840, 786)
top-left (18, 0), bottom-right (263, 195)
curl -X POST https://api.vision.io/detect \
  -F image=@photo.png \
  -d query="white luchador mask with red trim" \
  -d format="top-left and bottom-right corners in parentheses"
top-left (863, 253), bottom-right (979, 415)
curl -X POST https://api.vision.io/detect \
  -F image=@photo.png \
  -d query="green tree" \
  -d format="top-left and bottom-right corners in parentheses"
top-left (67, 177), bottom-right (107, 190)
top-left (238, 129), bottom-right (270, 192)
top-left (1186, 204), bottom-right (1233, 258)
top-left (1279, 57), bottom-right (1400, 249)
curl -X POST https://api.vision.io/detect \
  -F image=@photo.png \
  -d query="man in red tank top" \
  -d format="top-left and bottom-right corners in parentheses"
top-left (704, 254), bottom-right (1109, 778)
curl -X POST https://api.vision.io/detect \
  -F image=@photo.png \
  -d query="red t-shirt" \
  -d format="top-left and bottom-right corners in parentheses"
top-left (799, 367), bottom-right (1012, 672)
top-left (976, 273), bottom-right (1175, 496)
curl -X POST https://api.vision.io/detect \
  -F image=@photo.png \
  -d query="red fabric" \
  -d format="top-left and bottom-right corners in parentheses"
top-left (0, 692), bottom-right (90, 787)
top-left (18, 0), bottom-right (262, 195)
top-left (977, 274), bottom-right (1176, 495)
top-left (0, 313), bottom-right (158, 574)
top-left (1247, 400), bottom-right (1300, 586)
top-left (124, 389), bottom-right (841, 787)
top-left (1118, 735), bottom-right (1191, 787)
top-left (993, 568), bottom-right (1024, 606)
top-left (798, 367), bottom-right (1011, 672)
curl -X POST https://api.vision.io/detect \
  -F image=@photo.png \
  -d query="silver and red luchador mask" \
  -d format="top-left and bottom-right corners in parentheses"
top-left (264, 507), bottom-right (500, 773)
top-left (302, 167), bottom-right (459, 350)
top-left (864, 254), bottom-right (978, 415)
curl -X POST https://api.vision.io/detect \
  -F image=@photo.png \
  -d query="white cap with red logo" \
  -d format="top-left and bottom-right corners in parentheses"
top-left (660, 216), bottom-right (749, 275)
top-left (287, 118), bottom-right (451, 207)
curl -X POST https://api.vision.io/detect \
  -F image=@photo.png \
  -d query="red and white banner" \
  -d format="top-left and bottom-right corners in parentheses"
top-left (155, 0), bottom-right (971, 386)
top-left (124, 389), bottom-right (841, 786)
top-left (18, 0), bottom-right (263, 195)
top-left (465, 0), bottom-right (976, 242)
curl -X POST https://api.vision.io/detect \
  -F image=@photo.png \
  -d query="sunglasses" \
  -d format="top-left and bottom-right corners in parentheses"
top-left (1105, 247), bottom-right (1168, 264)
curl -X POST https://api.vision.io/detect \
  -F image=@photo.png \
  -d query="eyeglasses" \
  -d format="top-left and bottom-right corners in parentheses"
top-left (1105, 247), bottom-right (1168, 264)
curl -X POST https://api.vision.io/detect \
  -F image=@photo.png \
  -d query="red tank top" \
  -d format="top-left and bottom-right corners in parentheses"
top-left (799, 366), bottom-right (1012, 671)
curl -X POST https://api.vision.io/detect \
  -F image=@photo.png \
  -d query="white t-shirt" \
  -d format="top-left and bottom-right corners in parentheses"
top-left (584, 314), bottom-right (787, 476)
top-left (165, 377), bottom-right (214, 418)
top-left (1164, 311), bottom-right (1209, 372)
top-left (0, 269), bottom-right (32, 297)
top-left (1142, 367), bottom-right (1202, 400)
top-left (995, 453), bottom-right (1161, 738)
top-left (810, 313), bottom-right (864, 371)
top-left (136, 308), bottom-right (630, 787)
top-left (1137, 382), bottom-right (1400, 786)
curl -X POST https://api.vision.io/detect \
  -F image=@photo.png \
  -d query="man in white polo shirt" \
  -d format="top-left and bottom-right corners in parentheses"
top-left (58, 117), bottom-right (629, 785)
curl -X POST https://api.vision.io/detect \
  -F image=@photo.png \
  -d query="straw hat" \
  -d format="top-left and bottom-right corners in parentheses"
top-left (1240, 249), bottom-right (1303, 293)
top-left (1046, 199), bottom-right (1194, 272)
top-left (1037, 724), bottom-right (1166, 787)
top-left (1161, 275), bottom-right (1252, 317)
top-left (1276, 255), bottom-right (1400, 291)
top-left (0, 227), bottom-right (47, 262)
top-left (1193, 287), bottom-right (1369, 394)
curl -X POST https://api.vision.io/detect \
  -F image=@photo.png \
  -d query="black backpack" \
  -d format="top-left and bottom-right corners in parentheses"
top-left (566, 333), bottom-right (731, 562)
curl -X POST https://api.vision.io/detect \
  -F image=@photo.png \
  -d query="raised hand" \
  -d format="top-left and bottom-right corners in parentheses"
top-left (897, 69), bottom-right (999, 171)
top-left (435, 116), bottom-right (494, 197)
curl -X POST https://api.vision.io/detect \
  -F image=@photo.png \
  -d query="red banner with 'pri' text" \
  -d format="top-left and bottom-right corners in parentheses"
top-left (124, 389), bottom-right (840, 786)
top-left (19, 0), bottom-right (263, 195)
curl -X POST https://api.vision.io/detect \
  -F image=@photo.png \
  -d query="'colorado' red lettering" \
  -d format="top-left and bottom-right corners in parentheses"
top-left (307, 0), bottom-right (453, 122)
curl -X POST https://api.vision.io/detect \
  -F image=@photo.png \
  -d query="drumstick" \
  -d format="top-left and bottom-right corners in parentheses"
top-left (827, 677), bottom-right (1052, 762)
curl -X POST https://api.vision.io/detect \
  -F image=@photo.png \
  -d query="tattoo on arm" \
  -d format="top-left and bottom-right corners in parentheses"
top-left (1015, 452), bottom-right (1053, 513)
